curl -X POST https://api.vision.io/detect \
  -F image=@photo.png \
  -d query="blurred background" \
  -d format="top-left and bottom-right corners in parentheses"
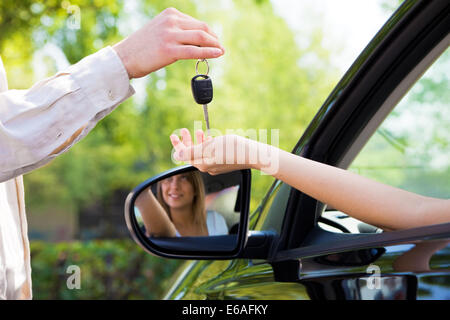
top-left (3, 0), bottom-right (442, 299)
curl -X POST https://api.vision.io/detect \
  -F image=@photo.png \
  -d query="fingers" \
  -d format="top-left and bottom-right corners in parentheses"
top-left (162, 7), bottom-right (225, 56)
top-left (181, 144), bottom-right (206, 162)
top-left (175, 30), bottom-right (225, 53)
top-left (172, 45), bottom-right (223, 60)
top-left (170, 134), bottom-right (183, 152)
top-left (176, 17), bottom-right (219, 40)
top-left (158, 8), bottom-right (225, 62)
top-left (171, 129), bottom-right (213, 164)
top-left (171, 129), bottom-right (205, 148)
top-left (180, 128), bottom-right (193, 147)
top-left (195, 129), bottom-right (205, 144)
top-left (162, 7), bottom-right (218, 40)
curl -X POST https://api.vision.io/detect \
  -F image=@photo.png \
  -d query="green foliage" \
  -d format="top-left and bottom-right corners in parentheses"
top-left (30, 239), bottom-right (183, 299)
top-left (0, 0), bottom-right (125, 89)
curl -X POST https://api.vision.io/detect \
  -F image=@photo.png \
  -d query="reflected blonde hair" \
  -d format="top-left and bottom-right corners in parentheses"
top-left (156, 171), bottom-right (207, 235)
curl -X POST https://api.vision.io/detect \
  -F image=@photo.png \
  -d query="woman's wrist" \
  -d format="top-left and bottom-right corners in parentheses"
top-left (247, 140), bottom-right (279, 173)
top-left (246, 139), bottom-right (260, 170)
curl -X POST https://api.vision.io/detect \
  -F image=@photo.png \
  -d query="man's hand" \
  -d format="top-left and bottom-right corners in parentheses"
top-left (113, 7), bottom-right (225, 79)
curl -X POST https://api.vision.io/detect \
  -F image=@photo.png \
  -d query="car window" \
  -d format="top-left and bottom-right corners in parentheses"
top-left (321, 47), bottom-right (449, 234)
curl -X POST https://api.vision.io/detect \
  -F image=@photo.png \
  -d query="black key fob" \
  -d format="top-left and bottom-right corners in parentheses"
top-left (191, 74), bottom-right (213, 105)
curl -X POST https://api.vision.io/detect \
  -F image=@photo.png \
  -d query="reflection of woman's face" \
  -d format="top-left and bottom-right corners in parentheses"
top-left (160, 174), bottom-right (195, 210)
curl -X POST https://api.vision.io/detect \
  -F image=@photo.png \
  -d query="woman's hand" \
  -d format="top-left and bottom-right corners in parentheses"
top-left (170, 128), bottom-right (260, 175)
top-left (113, 8), bottom-right (225, 79)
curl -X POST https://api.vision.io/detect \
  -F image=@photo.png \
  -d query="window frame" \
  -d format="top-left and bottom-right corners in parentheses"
top-left (322, 38), bottom-right (449, 227)
top-left (272, 0), bottom-right (450, 256)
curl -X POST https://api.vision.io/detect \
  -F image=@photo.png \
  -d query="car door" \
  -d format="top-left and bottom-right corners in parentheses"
top-left (162, 0), bottom-right (449, 300)
top-left (217, 0), bottom-right (450, 300)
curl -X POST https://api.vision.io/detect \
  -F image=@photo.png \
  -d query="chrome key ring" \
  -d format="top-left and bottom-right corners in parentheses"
top-left (195, 59), bottom-right (209, 75)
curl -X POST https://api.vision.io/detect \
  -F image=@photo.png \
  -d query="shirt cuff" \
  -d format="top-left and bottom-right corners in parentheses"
top-left (67, 45), bottom-right (135, 112)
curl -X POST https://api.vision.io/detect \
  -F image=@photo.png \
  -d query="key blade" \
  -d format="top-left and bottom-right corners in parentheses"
top-left (202, 104), bottom-right (211, 136)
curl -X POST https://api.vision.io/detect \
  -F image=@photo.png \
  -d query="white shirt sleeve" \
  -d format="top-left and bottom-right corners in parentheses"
top-left (0, 46), bottom-right (135, 182)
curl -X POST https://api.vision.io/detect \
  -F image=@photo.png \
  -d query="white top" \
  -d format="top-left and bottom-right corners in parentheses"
top-left (206, 210), bottom-right (229, 236)
top-left (175, 210), bottom-right (228, 237)
top-left (0, 46), bottom-right (134, 299)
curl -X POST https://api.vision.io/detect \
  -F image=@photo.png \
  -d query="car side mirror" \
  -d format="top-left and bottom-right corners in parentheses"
top-left (124, 165), bottom-right (251, 259)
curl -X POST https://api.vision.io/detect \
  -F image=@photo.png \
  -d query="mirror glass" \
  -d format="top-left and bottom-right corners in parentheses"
top-left (132, 168), bottom-right (243, 252)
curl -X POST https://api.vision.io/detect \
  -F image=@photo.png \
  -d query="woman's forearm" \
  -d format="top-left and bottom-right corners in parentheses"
top-left (171, 131), bottom-right (449, 230)
top-left (254, 143), bottom-right (449, 230)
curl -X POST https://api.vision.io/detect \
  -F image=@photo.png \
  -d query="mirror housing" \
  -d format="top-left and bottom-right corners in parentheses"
top-left (124, 165), bottom-right (251, 259)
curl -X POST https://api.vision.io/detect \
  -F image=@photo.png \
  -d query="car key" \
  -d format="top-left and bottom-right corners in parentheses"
top-left (191, 74), bottom-right (213, 135)
top-left (191, 59), bottom-right (213, 136)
